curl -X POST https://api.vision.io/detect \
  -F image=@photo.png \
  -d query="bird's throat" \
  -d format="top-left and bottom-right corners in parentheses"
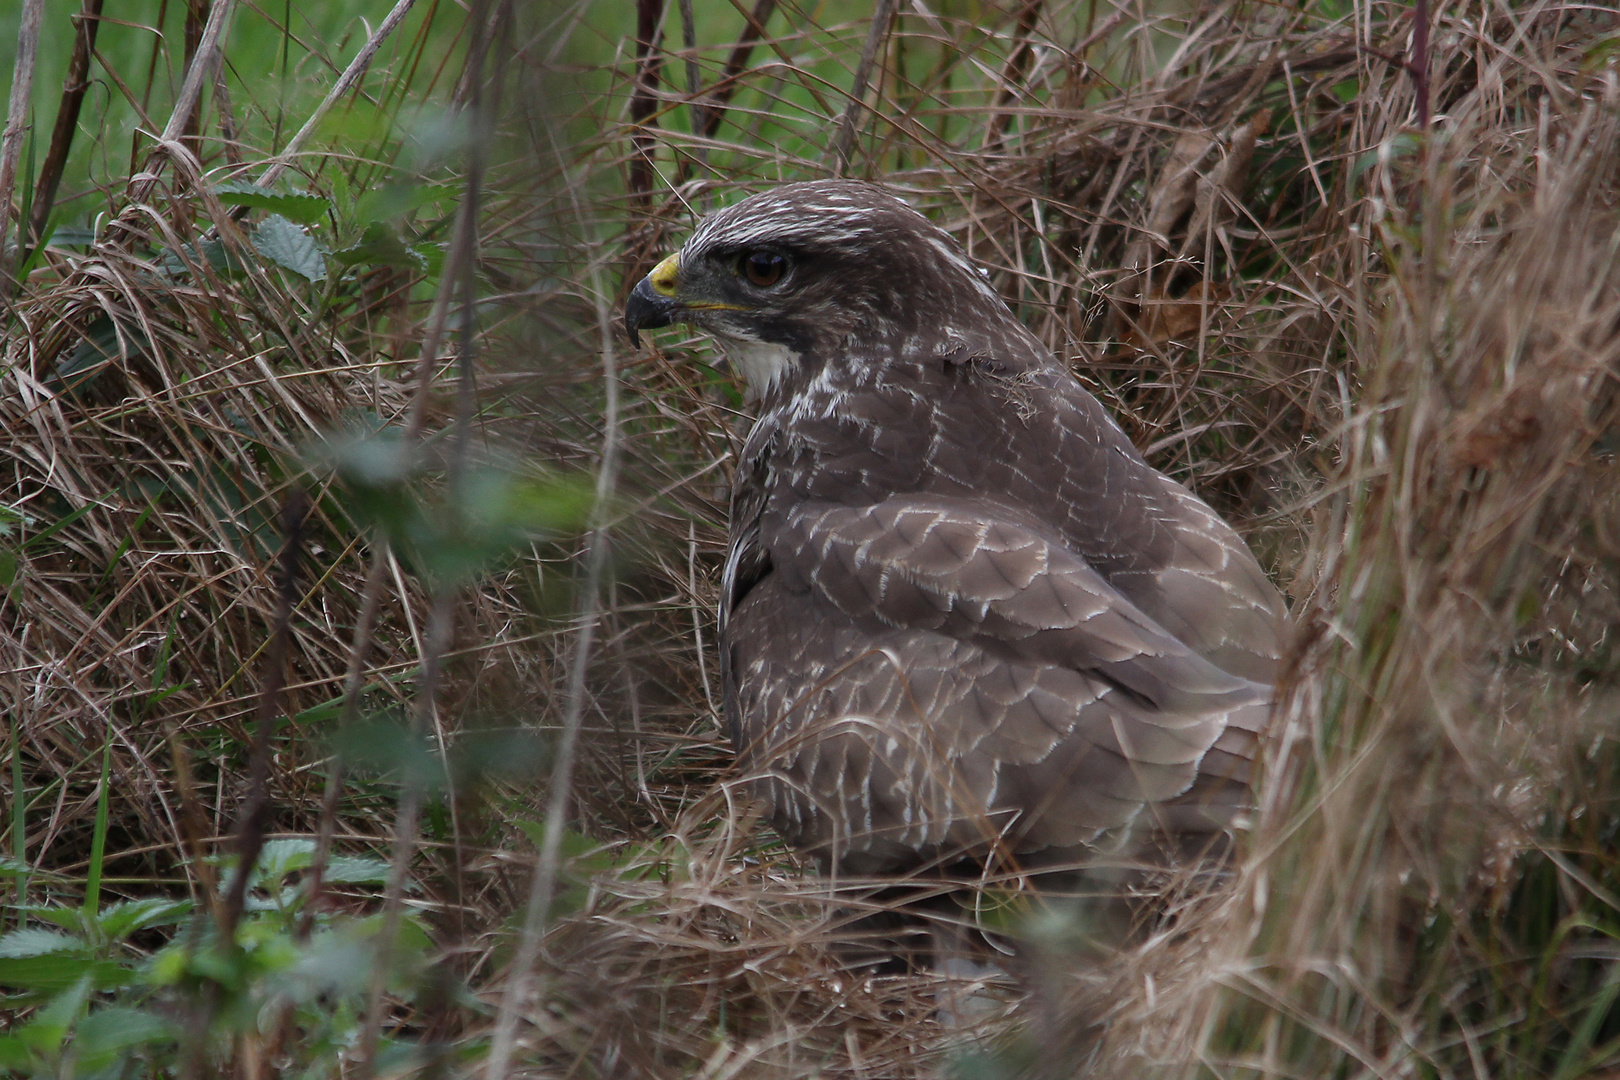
top-left (717, 336), bottom-right (801, 402)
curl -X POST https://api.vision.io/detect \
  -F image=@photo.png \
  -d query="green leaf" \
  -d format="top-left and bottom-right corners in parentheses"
top-left (45, 226), bottom-right (97, 248)
top-left (328, 714), bottom-right (443, 794)
top-left (74, 1006), bottom-right (176, 1066)
top-left (446, 727), bottom-right (551, 787)
top-left (141, 944), bottom-right (187, 987)
top-left (1350, 131), bottom-right (1425, 184)
top-left (16, 975), bottom-right (91, 1052)
top-left (17, 907), bottom-right (84, 932)
top-left (410, 468), bottom-right (595, 587)
top-left (180, 942), bottom-right (249, 987)
top-left (252, 214), bottom-right (327, 281)
top-left (353, 181), bottom-right (456, 224)
top-left (256, 838), bottom-right (317, 882)
top-left (94, 899), bottom-right (192, 941)
top-left (0, 1034), bottom-right (37, 1069)
top-left (461, 468), bottom-right (595, 540)
top-left (162, 237), bottom-right (248, 278)
top-left (19, 503), bottom-right (95, 553)
top-left (212, 180), bottom-right (331, 225)
top-left (0, 954), bottom-right (132, 993)
top-left (50, 316), bottom-right (149, 395)
top-left (280, 929), bottom-right (374, 1000)
top-left (0, 928), bottom-right (83, 958)
top-left (291, 694), bottom-right (345, 727)
top-left (333, 221), bottom-right (427, 270)
top-left (323, 856), bottom-right (391, 884)
top-left (412, 242), bottom-right (446, 278)
top-left (84, 737), bottom-right (112, 921)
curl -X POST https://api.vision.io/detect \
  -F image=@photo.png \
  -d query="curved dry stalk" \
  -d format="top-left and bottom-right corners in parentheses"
top-left (0, 0), bottom-right (44, 295)
top-left (256, 0), bottom-right (421, 189)
top-left (827, 0), bottom-right (899, 177)
top-left (481, 190), bottom-right (624, 1080)
top-left (29, 0), bottom-right (106, 250)
top-left (123, 0), bottom-right (237, 211)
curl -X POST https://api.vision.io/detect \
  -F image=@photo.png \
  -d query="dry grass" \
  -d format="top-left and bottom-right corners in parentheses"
top-left (2, 0), bottom-right (1617, 1076)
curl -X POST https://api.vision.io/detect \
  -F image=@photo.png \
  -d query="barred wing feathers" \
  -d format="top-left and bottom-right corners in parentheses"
top-left (728, 491), bottom-right (1274, 873)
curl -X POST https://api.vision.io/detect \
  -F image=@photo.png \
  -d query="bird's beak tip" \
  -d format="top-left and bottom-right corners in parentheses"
top-left (624, 273), bottom-right (680, 349)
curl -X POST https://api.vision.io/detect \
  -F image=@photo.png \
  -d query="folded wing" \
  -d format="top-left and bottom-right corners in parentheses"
top-left (727, 494), bottom-right (1272, 872)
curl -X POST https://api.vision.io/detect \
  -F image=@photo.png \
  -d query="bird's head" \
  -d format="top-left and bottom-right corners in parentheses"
top-left (625, 180), bottom-right (1044, 401)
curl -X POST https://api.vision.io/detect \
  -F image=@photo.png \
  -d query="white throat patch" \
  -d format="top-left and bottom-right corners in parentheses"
top-left (715, 334), bottom-right (799, 402)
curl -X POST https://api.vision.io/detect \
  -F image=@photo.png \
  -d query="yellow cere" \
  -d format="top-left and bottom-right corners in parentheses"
top-left (649, 254), bottom-right (680, 296)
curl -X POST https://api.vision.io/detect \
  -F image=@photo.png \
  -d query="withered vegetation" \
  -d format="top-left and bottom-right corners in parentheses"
top-left (1, 0), bottom-right (1616, 1076)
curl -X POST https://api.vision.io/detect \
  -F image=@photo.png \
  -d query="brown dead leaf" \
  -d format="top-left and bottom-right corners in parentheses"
top-left (1117, 279), bottom-right (1232, 352)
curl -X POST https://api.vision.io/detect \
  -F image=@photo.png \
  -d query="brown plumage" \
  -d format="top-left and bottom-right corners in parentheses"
top-left (626, 180), bottom-right (1284, 885)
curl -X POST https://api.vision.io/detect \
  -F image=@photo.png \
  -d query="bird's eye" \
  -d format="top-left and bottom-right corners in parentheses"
top-left (741, 251), bottom-right (786, 288)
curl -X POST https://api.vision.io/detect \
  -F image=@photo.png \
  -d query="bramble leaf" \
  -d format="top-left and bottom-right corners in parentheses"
top-left (213, 180), bottom-right (330, 225)
top-left (252, 215), bottom-right (327, 281)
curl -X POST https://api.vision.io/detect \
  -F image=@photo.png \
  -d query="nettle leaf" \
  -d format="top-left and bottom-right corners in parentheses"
top-left (162, 237), bottom-right (248, 279)
top-left (353, 181), bottom-right (457, 224)
top-left (413, 242), bottom-right (445, 277)
top-left (0, 927), bottom-right (83, 958)
top-left (46, 226), bottom-right (97, 248)
top-left (256, 838), bottom-right (316, 881)
top-left (0, 1034), bottom-right (36, 1069)
top-left (18, 976), bottom-right (92, 1053)
top-left (212, 180), bottom-right (330, 225)
top-left (18, 907), bottom-right (85, 932)
top-left (329, 715), bottom-right (444, 794)
top-left (95, 898), bottom-right (192, 940)
top-left (51, 315), bottom-right (150, 395)
top-left (0, 954), bottom-right (131, 994)
top-left (74, 1006), bottom-right (176, 1067)
top-left (323, 856), bottom-right (391, 885)
top-left (252, 215), bottom-right (327, 281)
top-left (334, 222), bottom-right (427, 271)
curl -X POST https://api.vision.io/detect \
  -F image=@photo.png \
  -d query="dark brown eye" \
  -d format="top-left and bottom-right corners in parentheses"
top-left (741, 251), bottom-right (786, 288)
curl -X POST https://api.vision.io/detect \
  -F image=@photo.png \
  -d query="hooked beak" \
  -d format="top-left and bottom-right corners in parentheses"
top-left (624, 253), bottom-right (682, 347)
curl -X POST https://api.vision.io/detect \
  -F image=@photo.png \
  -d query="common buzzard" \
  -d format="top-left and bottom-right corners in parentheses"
top-left (626, 180), bottom-right (1284, 892)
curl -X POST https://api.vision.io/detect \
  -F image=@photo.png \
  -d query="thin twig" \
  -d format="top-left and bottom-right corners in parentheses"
top-left (628, 0), bottom-right (666, 212)
top-left (126, 0), bottom-right (237, 208)
top-left (219, 489), bottom-right (309, 938)
top-left (301, 128), bottom-right (467, 948)
top-left (181, 0), bottom-right (209, 153)
top-left (678, 0), bottom-right (707, 176)
top-left (353, 588), bottom-right (454, 1079)
top-left (211, 61), bottom-right (242, 166)
top-left (28, 0), bottom-right (103, 251)
top-left (482, 128), bottom-right (625, 1080)
top-left (699, 0), bottom-right (777, 139)
top-left (1411, 0), bottom-right (1431, 130)
top-left (256, 0), bottom-right (419, 189)
top-left (827, 0), bottom-right (898, 176)
top-left (295, 549), bottom-right (389, 941)
top-left (0, 0), bottom-right (45, 298)
top-left (354, 0), bottom-right (493, 1070)
top-left (988, 0), bottom-right (1044, 149)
